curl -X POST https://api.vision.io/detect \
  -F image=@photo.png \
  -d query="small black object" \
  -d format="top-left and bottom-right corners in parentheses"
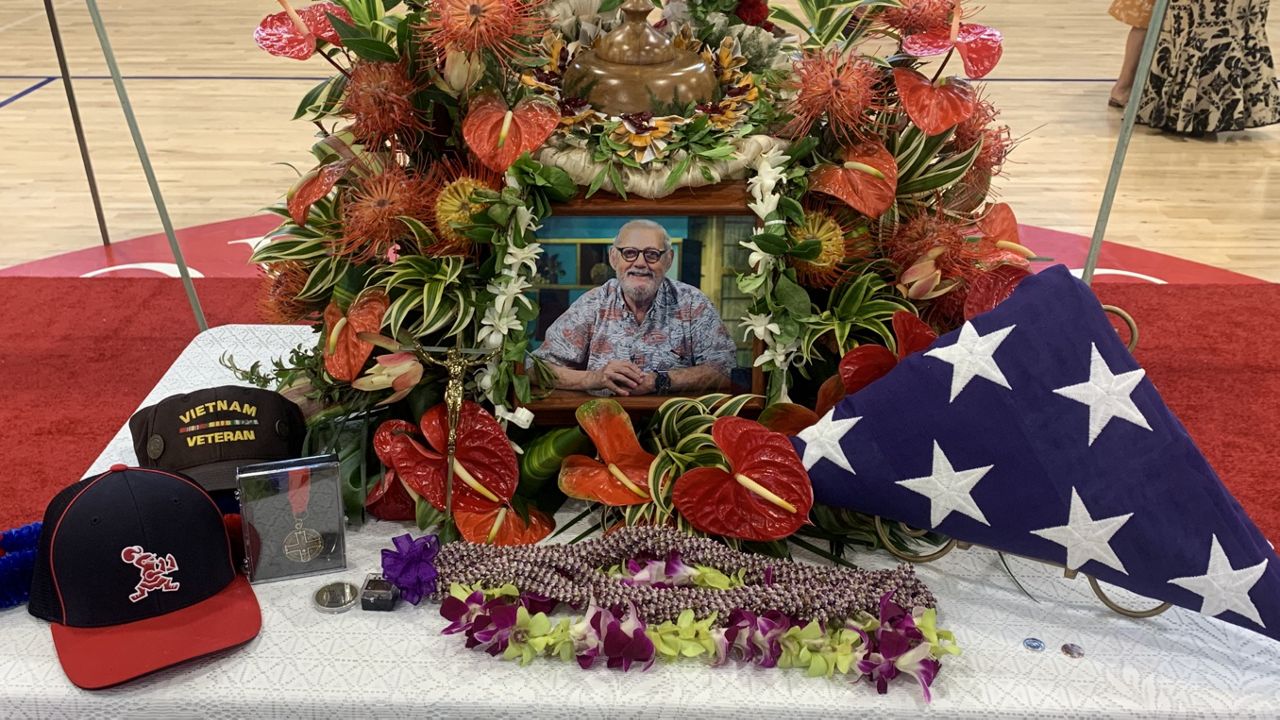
top-left (361, 573), bottom-right (400, 611)
top-left (655, 369), bottom-right (671, 395)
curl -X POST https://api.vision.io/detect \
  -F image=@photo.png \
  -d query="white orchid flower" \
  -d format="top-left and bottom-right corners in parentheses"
top-left (739, 240), bottom-right (775, 273)
top-left (503, 242), bottom-right (543, 278)
top-left (739, 312), bottom-right (781, 344)
top-left (513, 206), bottom-right (542, 236)
top-left (495, 405), bottom-right (535, 429)
top-left (757, 146), bottom-right (790, 169)
top-left (753, 340), bottom-right (798, 370)
top-left (475, 361), bottom-right (498, 394)
top-left (477, 306), bottom-right (522, 349)
top-left (748, 193), bottom-right (780, 220)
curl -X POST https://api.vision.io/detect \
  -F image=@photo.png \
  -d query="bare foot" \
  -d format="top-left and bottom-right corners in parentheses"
top-left (1109, 86), bottom-right (1129, 109)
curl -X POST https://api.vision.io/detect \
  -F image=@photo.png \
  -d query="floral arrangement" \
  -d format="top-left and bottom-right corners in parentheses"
top-left (238, 0), bottom-right (1033, 556)
top-left (381, 526), bottom-right (959, 699)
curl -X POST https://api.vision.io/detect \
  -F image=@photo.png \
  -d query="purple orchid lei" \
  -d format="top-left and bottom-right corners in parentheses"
top-left (383, 528), bottom-right (960, 700)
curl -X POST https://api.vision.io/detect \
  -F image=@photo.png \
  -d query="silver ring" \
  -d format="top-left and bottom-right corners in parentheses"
top-left (313, 581), bottom-right (359, 614)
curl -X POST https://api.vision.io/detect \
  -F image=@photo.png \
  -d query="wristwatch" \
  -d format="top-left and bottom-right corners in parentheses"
top-left (654, 370), bottom-right (671, 395)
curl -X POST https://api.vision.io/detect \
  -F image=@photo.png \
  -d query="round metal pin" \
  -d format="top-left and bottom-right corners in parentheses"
top-left (314, 581), bottom-right (360, 614)
top-left (1022, 637), bottom-right (1045, 652)
top-left (1061, 643), bottom-right (1085, 659)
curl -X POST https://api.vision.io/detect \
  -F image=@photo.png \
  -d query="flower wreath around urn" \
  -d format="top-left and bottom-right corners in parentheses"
top-left (238, 0), bottom-right (1031, 555)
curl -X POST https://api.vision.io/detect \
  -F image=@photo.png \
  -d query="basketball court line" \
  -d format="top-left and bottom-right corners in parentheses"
top-left (0, 77), bottom-right (55, 110)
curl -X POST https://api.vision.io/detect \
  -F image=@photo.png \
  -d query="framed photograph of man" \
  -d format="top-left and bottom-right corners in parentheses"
top-left (517, 182), bottom-right (763, 424)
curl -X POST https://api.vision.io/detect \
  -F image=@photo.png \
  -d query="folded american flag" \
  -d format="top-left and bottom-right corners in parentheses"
top-left (796, 265), bottom-right (1279, 641)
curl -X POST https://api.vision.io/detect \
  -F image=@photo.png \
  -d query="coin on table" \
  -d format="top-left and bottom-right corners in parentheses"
top-left (1061, 643), bottom-right (1085, 659)
top-left (1022, 637), bottom-right (1045, 652)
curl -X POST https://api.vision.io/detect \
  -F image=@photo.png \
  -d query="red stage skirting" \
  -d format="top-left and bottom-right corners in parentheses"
top-left (0, 277), bottom-right (1275, 548)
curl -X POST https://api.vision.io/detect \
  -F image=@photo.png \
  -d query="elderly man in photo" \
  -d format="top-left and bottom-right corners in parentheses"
top-left (533, 219), bottom-right (737, 396)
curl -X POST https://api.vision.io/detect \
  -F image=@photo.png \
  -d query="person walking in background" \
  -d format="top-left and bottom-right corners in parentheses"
top-left (1134, 0), bottom-right (1280, 134)
top-left (1109, 0), bottom-right (1155, 108)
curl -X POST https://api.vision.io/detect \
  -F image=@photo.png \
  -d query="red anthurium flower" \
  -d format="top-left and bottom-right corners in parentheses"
top-left (254, 1), bottom-right (352, 60)
top-left (559, 399), bottom-right (655, 506)
top-left (963, 263), bottom-right (1031, 320)
top-left (841, 311), bottom-right (938, 394)
top-left (672, 417), bottom-right (813, 542)
top-left (365, 469), bottom-right (417, 521)
top-left (462, 93), bottom-right (560, 173)
top-left (373, 402), bottom-right (519, 513)
top-left (838, 344), bottom-right (900, 396)
top-left (893, 68), bottom-right (976, 136)
top-left (814, 376), bottom-right (847, 418)
top-left (288, 160), bottom-right (351, 226)
top-left (901, 21), bottom-right (1003, 80)
top-left (757, 403), bottom-right (821, 436)
top-left (975, 202), bottom-right (1033, 263)
top-left (809, 143), bottom-right (898, 219)
top-left (323, 290), bottom-right (389, 382)
top-left (455, 505), bottom-right (554, 545)
top-left (806, 311), bottom-right (939, 418)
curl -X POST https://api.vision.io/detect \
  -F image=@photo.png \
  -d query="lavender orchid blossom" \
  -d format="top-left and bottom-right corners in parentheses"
top-left (601, 602), bottom-right (656, 671)
top-left (854, 591), bottom-right (940, 702)
top-left (570, 602), bottom-right (610, 669)
top-left (440, 588), bottom-right (488, 634)
top-left (466, 600), bottom-right (520, 656)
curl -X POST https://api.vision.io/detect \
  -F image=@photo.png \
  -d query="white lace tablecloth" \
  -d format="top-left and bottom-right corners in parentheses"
top-left (1, 325), bottom-right (1277, 718)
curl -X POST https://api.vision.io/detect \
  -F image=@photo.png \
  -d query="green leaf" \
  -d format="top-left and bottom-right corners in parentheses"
top-left (898, 137), bottom-right (982, 196)
top-left (343, 37), bottom-right (399, 62)
top-left (297, 256), bottom-right (350, 300)
top-left (293, 75), bottom-right (347, 121)
top-left (751, 233), bottom-right (789, 255)
top-left (329, 14), bottom-right (370, 42)
top-left (774, 274), bottom-right (811, 317)
top-left (398, 216), bottom-right (438, 248)
top-left (662, 155), bottom-right (693, 193)
top-left (789, 239), bottom-right (823, 261)
top-left (607, 163), bottom-right (627, 199)
top-left (778, 196), bottom-right (805, 225)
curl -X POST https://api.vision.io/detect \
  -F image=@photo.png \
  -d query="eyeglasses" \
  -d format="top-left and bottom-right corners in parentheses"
top-left (613, 246), bottom-right (667, 264)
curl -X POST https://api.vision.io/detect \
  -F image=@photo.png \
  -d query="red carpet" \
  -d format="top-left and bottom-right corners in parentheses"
top-left (0, 278), bottom-right (1275, 546)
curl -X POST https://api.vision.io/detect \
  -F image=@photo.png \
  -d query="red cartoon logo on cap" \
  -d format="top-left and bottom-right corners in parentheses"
top-left (120, 545), bottom-right (181, 602)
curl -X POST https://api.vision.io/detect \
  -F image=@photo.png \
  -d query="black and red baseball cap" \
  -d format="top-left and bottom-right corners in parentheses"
top-left (129, 386), bottom-right (307, 492)
top-left (27, 466), bottom-right (261, 689)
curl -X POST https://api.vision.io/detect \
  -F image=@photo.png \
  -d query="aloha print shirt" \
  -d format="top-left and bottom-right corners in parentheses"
top-left (532, 278), bottom-right (737, 382)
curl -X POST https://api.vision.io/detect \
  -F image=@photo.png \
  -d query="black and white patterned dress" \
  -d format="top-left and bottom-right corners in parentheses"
top-left (1137, 0), bottom-right (1280, 133)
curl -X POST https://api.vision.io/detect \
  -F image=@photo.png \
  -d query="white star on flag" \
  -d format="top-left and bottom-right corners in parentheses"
top-left (1052, 343), bottom-right (1151, 445)
top-left (924, 321), bottom-right (1016, 402)
top-left (1168, 535), bottom-right (1269, 627)
top-left (795, 410), bottom-right (860, 475)
top-left (1030, 487), bottom-right (1134, 574)
top-left (896, 441), bottom-right (993, 528)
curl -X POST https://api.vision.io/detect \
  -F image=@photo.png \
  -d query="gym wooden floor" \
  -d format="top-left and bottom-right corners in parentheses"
top-left (1, 1), bottom-right (1278, 278)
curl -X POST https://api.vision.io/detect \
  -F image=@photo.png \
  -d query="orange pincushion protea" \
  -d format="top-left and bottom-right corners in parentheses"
top-left (421, 157), bottom-right (503, 255)
top-left (258, 261), bottom-right (323, 323)
top-left (338, 168), bottom-right (429, 262)
top-left (342, 61), bottom-right (425, 145)
top-left (888, 208), bottom-right (1032, 327)
top-left (787, 205), bottom-right (871, 288)
top-left (420, 0), bottom-right (548, 67)
top-left (782, 49), bottom-right (884, 144)
top-left (879, 0), bottom-right (954, 35)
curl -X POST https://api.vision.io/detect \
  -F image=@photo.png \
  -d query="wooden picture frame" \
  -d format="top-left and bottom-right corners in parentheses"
top-left (516, 181), bottom-right (765, 425)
